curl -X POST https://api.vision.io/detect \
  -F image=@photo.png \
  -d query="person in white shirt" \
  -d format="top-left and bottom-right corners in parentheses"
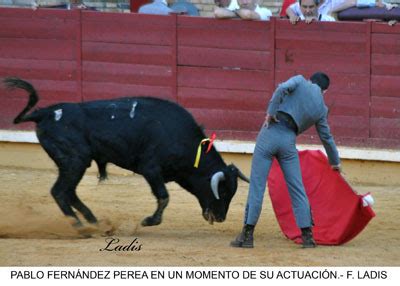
top-left (289, 0), bottom-right (397, 19)
top-left (214, 0), bottom-right (272, 21)
top-left (286, 0), bottom-right (335, 24)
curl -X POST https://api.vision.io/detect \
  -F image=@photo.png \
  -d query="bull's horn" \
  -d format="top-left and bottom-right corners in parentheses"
top-left (211, 171), bottom-right (225, 200)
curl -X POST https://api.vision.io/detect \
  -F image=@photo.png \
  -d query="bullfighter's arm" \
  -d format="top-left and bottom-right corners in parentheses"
top-left (315, 114), bottom-right (341, 169)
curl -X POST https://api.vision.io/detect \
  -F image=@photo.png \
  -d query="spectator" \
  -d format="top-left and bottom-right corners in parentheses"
top-left (68, 0), bottom-right (90, 9)
top-left (214, 0), bottom-right (232, 8)
top-left (286, 0), bottom-right (335, 24)
top-left (0, 0), bottom-right (14, 5)
top-left (312, 0), bottom-right (396, 16)
top-left (138, 0), bottom-right (173, 15)
top-left (352, 0), bottom-right (397, 13)
top-left (170, 0), bottom-right (200, 16)
top-left (214, 0), bottom-right (272, 21)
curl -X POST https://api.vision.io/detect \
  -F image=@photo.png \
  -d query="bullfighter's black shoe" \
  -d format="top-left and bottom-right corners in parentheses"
top-left (230, 224), bottom-right (254, 248)
top-left (301, 227), bottom-right (316, 248)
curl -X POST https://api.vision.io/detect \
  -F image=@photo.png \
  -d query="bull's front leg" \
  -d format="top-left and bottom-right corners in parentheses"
top-left (141, 169), bottom-right (169, 226)
top-left (141, 197), bottom-right (169, 226)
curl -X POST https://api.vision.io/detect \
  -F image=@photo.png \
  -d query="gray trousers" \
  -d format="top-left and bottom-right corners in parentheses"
top-left (244, 121), bottom-right (312, 228)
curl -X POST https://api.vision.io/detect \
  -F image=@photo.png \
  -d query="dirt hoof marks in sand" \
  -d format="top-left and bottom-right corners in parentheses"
top-left (76, 219), bottom-right (117, 238)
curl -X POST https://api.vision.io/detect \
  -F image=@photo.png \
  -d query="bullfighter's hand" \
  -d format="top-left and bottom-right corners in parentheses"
top-left (331, 164), bottom-right (342, 173)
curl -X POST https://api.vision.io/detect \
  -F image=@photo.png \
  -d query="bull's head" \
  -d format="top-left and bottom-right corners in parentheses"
top-left (202, 164), bottom-right (249, 224)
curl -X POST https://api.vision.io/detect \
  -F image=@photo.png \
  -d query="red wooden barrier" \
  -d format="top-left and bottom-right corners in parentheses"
top-left (370, 24), bottom-right (400, 143)
top-left (0, 8), bottom-right (399, 149)
top-left (81, 12), bottom-right (176, 101)
top-left (177, 17), bottom-right (274, 140)
top-left (0, 8), bottom-right (81, 130)
top-left (276, 20), bottom-right (371, 146)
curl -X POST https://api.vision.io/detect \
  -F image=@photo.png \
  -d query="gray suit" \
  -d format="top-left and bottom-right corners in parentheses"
top-left (244, 75), bottom-right (340, 228)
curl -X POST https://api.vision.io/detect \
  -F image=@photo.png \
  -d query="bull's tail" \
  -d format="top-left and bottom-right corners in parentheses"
top-left (3, 77), bottom-right (39, 124)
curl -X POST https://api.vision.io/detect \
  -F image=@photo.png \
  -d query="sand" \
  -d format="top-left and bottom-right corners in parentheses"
top-left (0, 166), bottom-right (399, 266)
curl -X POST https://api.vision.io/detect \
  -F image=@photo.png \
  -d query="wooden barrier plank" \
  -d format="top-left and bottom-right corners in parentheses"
top-left (178, 27), bottom-right (271, 51)
top-left (275, 50), bottom-right (369, 74)
top-left (0, 17), bottom-right (78, 40)
top-left (82, 12), bottom-right (174, 45)
top-left (178, 17), bottom-right (271, 51)
top-left (82, 82), bottom-right (174, 101)
top-left (178, 46), bottom-right (272, 70)
top-left (276, 29), bottom-right (367, 54)
top-left (0, 58), bottom-right (78, 81)
top-left (276, 38), bottom-right (366, 53)
top-left (371, 33), bottom-right (400, 54)
top-left (329, 115), bottom-right (369, 138)
top-left (370, 118), bottom-right (400, 139)
top-left (276, 29), bottom-right (367, 42)
top-left (0, 39), bottom-right (77, 60)
top-left (371, 75), bottom-right (400, 98)
top-left (371, 54), bottom-right (400, 75)
top-left (82, 42), bottom-right (173, 66)
top-left (178, 15), bottom-right (270, 31)
top-left (178, 87), bottom-right (268, 112)
top-left (83, 61), bottom-right (173, 86)
top-left (0, 7), bottom-right (77, 20)
top-left (301, 115), bottom-right (369, 138)
top-left (371, 96), bottom-right (400, 118)
top-left (188, 108), bottom-right (265, 131)
top-left (324, 94), bottom-right (370, 117)
top-left (276, 33), bottom-right (367, 55)
top-left (178, 67), bottom-right (272, 91)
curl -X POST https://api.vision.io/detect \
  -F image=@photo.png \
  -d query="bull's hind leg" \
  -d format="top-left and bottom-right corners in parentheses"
top-left (51, 167), bottom-right (86, 227)
top-left (39, 134), bottom-right (97, 236)
top-left (51, 164), bottom-right (98, 236)
top-left (141, 168), bottom-right (169, 226)
top-left (70, 192), bottom-right (97, 224)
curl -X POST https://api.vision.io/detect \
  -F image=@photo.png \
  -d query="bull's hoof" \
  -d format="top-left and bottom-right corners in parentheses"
top-left (141, 216), bottom-right (161, 227)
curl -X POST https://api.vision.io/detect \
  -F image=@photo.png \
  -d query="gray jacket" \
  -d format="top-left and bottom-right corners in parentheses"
top-left (267, 75), bottom-right (340, 166)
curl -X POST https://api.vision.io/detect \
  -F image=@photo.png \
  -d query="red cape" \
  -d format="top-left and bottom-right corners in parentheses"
top-left (268, 150), bottom-right (375, 245)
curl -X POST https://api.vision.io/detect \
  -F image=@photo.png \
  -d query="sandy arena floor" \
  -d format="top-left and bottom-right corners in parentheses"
top-left (0, 166), bottom-right (399, 266)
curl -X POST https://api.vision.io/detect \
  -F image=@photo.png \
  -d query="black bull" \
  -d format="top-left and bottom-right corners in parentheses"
top-left (4, 78), bottom-right (249, 234)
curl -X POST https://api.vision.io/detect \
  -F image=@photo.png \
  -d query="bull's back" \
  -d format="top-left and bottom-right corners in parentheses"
top-left (81, 97), bottom-right (205, 168)
top-left (82, 97), bottom-right (203, 137)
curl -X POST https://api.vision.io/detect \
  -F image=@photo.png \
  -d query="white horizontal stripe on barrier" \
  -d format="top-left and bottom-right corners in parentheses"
top-left (1, 130), bottom-right (399, 162)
